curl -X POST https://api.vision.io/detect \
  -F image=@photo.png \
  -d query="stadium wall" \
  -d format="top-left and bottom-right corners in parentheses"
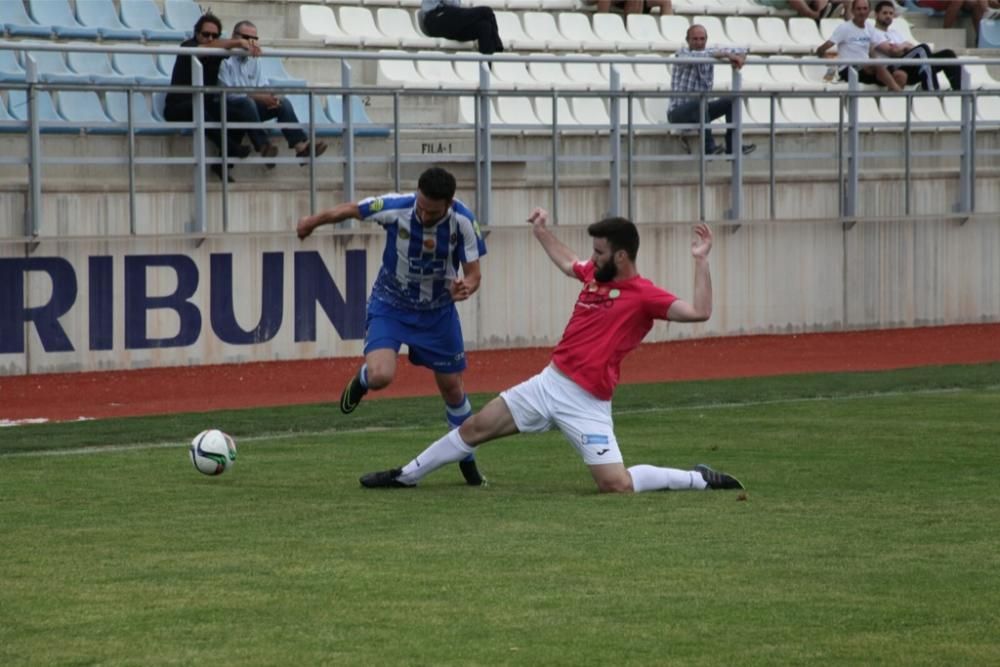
top-left (1, 214), bottom-right (998, 376)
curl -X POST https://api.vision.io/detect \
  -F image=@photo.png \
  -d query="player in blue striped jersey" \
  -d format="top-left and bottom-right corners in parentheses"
top-left (297, 167), bottom-right (488, 485)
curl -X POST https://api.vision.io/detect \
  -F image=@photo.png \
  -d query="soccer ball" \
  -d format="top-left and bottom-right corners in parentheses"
top-left (189, 429), bottom-right (237, 476)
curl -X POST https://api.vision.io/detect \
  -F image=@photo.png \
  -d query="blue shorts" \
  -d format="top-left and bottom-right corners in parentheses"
top-left (364, 298), bottom-right (467, 374)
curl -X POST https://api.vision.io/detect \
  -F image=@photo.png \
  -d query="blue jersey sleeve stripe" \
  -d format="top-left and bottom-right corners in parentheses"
top-left (358, 193), bottom-right (416, 220)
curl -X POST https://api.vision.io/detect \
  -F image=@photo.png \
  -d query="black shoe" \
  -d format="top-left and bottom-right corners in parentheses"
top-left (710, 144), bottom-right (725, 155)
top-left (210, 164), bottom-right (235, 183)
top-left (227, 143), bottom-right (252, 159)
top-left (741, 143), bottom-right (756, 156)
top-left (695, 463), bottom-right (744, 490)
top-left (340, 371), bottom-right (368, 414)
top-left (359, 467), bottom-right (413, 488)
top-left (458, 457), bottom-right (487, 487)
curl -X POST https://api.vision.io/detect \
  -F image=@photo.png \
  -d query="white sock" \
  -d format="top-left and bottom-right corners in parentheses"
top-left (397, 429), bottom-right (475, 485)
top-left (628, 464), bottom-right (708, 493)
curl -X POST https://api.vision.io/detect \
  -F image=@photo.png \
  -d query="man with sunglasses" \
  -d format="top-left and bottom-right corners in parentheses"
top-left (219, 21), bottom-right (327, 167)
top-left (296, 167), bottom-right (489, 487)
top-left (163, 13), bottom-right (261, 181)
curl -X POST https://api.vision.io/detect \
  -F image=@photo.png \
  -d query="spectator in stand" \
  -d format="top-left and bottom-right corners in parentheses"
top-left (667, 24), bottom-right (756, 156)
top-left (163, 12), bottom-right (260, 182)
top-left (757, 0), bottom-right (853, 21)
top-left (816, 0), bottom-right (906, 91)
top-left (594, 1), bottom-right (673, 15)
top-left (915, 0), bottom-right (989, 43)
top-left (871, 0), bottom-right (962, 90)
top-left (218, 20), bottom-right (327, 168)
top-left (417, 0), bottom-right (504, 55)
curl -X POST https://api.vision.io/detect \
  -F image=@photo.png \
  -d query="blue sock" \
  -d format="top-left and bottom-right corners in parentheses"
top-left (446, 395), bottom-right (475, 462)
top-left (358, 363), bottom-right (368, 389)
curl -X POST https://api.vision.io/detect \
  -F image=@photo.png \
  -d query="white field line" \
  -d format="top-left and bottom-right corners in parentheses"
top-left (2, 385), bottom-right (996, 459)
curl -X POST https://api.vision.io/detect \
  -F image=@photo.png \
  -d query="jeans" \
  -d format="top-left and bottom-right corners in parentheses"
top-left (667, 97), bottom-right (734, 154)
top-left (163, 94), bottom-right (251, 157)
top-left (227, 96), bottom-right (308, 150)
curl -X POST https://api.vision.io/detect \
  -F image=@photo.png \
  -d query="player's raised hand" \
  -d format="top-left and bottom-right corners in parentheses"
top-left (691, 223), bottom-right (713, 259)
top-left (296, 216), bottom-right (315, 240)
top-left (527, 207), bottom-right (549, 230)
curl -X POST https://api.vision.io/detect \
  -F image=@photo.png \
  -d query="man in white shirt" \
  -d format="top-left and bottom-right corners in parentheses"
top-left (871, 0), bottom-right (962, 91)
top-left (816, 0), bottom-right (906, 91)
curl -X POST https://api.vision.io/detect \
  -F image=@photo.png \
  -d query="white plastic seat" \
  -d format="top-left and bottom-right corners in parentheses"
top-left (744, 96), bottom-right (791, 126)
top-left (695, 16), bottom-right (733, 46)
top-left (453, 60), bottom-right (487, 86)
top-left (659, 15), bottom-right (692, 44)
top-left (613, 97), bottom-right (655, 126)
top-left (458, 96), bottom-right (501, 126)
top-left (787, 17), bottom-right (825, 51)
top-left (643, 97), bottom-right (670, 124)
top-left (626, 14), bottom-right (679, 50)
top-left (527, 56), bottom-right (574, 89)
top-left (299, 5), bottom-right (352, 43)
top-left (534, 95), bottom-right (580, 126)
top-left (768, 61), bottom-right (827, 91)
top-left (632, 59), bottom-right (672, 90)
top-left (780, 97), bottom-right (824, 125)
top-left (725, 17), bottom-right (778, 54)
top-left (592, 13), bottom-right (650, 51)
top-left (564, 57), bottom-right (609, 91)
top-left (739, 62), bottom-right (783, 91)
top-left (495, 11), bottom-right (547, 51)
top-left (757, 17), bottom-right (811, 55)
top-left (491, 60), bottom-right (546, 90)
top-left (712, 63), bottom-right (734, 91)
top-left (377, 8), bottom-right (443, 49)
top-left (414, 52), bottom-right (476, 89)
top-left (942, 94), bottom-right (1000, 122)
top-left (966, 61), bottom-right (1000, 89)
top-left (496, 96), bottom-right (543, 126)
top-left (377, 50), bottom-right (430, 89)
top-left (814, 96), bottom-right (884, 126)
top-left (598, 56), bottom-right (660, 91)
top-left (819, 17), bottom-right (842, 41)
top-left (730, 0), bottom-right (771, 16)
top-left (571, 97), bottom-right (611, 126)
top-left (557, 13), bottom-right (617, 52)
top-left (521, 11), bottom-right (582, 51)
top-left (338, 7), bottom-right (399, 48)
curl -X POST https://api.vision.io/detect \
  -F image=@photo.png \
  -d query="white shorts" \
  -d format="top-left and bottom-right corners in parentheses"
top-left (500, 365), bottom-right (623, 466)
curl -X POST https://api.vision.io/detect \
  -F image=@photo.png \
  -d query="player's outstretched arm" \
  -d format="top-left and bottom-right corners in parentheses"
top-left (296, 202), bottom-right (361, 239)
top-left (527, 208), bottom-right (579, 278)
top-left (450, 260), bottom-right (481, 302)
top-left (667, 223), bottom-right (713, 323)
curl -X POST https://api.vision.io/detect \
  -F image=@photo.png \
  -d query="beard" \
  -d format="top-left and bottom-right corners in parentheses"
top-left (594, 260), bottom-right (618, 283)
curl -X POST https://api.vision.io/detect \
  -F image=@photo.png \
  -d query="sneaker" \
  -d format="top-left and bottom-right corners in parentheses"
top-left (359, 468), bottom-right (413, 488)
top-left (710, 144), bottom-right (725, 155)
top-left (741, 143), bottom-right (757, 156)
top-left (458, 457), bottom-right (487, 487)
top-left (340, 372), bottom-right (368, 414)
top-left (695, 463), bottom-right (744, 490)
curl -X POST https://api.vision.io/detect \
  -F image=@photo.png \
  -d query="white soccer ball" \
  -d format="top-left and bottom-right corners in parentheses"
top-left (189, 429), bottom-right (237, 476)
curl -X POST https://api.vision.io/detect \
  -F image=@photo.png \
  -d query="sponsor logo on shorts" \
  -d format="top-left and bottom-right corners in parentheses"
top-left (581, 434), bottom-right (610, 446)
top-left (596, 449), bottom-right (610, 456)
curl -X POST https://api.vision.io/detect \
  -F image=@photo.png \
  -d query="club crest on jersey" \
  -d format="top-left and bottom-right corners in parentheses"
top-left (609, 289), bottom-right (621, 299)
top-left (450, 233), bottom-right (458, 243)
top-left (423, 239), bottom-right (436, 250)
top-left (398, 228), bottom-right (411, 240)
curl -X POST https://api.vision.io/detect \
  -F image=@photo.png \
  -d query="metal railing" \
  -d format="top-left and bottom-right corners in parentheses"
top-left (0, 40), bottom-right (997, 238)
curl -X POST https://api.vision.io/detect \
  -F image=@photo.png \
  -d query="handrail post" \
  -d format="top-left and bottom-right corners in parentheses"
top-left (192, 58), bottom-right (206, 234)
top-left (729, 67), bottom-right (743, 221)
top-left (25, 57), bottom-right (41, 239)
top-left (478, 62), bottom-right (492, 226)
top-left (342, 61), bottom-right (355, 206)
top-left (845, 67), bottom-right (859, 220)
top-left (609, 66), bottom-right (621, 217)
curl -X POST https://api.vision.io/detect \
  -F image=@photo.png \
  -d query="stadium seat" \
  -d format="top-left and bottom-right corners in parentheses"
top-left (694, 16), bottom-right (733, 46)
top-left (112, 52), bottom-right (168, 85)
top-left (592, 14), bottom-right (650, 51)
top-left (756, 17), bottom-right (811, 55)
top-left (780, 96), bottom-right (823, 125)
top-left (643, 96), bottom-right (669, 125)
top-left (730, 0), bottom-right (771, 16)
top-left (626, 14), bottom-right (679, 51)
top-left (457, 96), bottom-right (499, 127)
top-left (7, 89), bottom-right (75, 133)
top-left (337, 7), bottom-right (400, 48)
top-left (157, 53), bottom-right (176, 78)
top-left (120, 0), bottom-right (187, 41)
top-left (0, 49), bottom-right (26, 82)
top-left (787, 18), bottom-right (824, 52)
top-left (740, 62), bottom-right (783, 91)
top-left (980, 19), bottom-right (1000, 48)
top-left (495, 96), bottom-right (543, 126)
top-left (598, 56), bottom-right (660, 91)
top-left (570, 97), bottom-right (611, 127)
top-left (819, 17), bottom-right (842, 41)
top-left (0, 0), bottom-right (53, 38)
top-left (56, 90), bottom-right (119, 133)
top-left (659, 15), bottom-right (691, 44)
top-left (521, 11), bottom-right (583, 51)
top-left (20, 45), bottom-right (89, 84)
top-left (377, 8), bottom-right (443, 49)
top-left (495, 11), bottom-right (548, 51)
top-left (557, 13), bottom-right (617, 51)
top-left (744, 96), bottom-right (791, 126)
top-left (75, 0), bottom-right (144, 41)
top-left (492, 60), bottom-right (547, 90)
top-left (67, 47), bottom-right (134, 85)
top-left (965, 60), bottom-right (1000, 89)
top-left (27, 0), bottom-right (100, 40)
top-left (414, 52), bottom-right (474, 89)
top-left (564, 56), bottom-right (610, 91)
top-left (768, 61), bottom-right (826, 91)
top-left (725, 17), bottom-right (778, 54)
top-left (631, 59), bottom-right (672, 90)
top-left (527, 56), bottom-right (574, 89)
top-left (0, 93), bottom-right (21, 131)
top-left (901, 0), bottom-right (940, 16)
top-left (283, 93), bottom-right (341, 137)
top-left (613, 97), bottom-right (655, 127)
top-left (326, 94), bottom-right (390, 137)
top-left (377, 50), bottom-right (429, 89)
top-left (260, 57), bottom-right (306, 88)
top-left (162, 0), bottom-right (199, 36)
top-left (104, 91), bottom-right (171, 134)
top-left (534, 95), bottom-right (580, 126)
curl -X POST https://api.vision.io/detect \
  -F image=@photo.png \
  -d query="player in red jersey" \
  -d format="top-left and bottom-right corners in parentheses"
top-left (360, 208), bottom-right (743, 493)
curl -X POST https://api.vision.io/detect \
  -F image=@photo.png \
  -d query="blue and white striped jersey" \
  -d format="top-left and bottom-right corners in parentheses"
top-left (358, 193), bottom-right (487, 311)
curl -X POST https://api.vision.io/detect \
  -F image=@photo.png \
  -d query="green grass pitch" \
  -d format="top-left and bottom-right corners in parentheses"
top-left (2, 364), bottom-right (999, 665)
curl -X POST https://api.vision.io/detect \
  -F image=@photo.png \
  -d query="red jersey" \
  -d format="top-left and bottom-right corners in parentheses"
top-left (551, 261), bottom-right (678, 400)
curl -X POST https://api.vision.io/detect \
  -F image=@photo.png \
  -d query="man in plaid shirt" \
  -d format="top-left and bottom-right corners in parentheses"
top-left (667, 24), bottom-right (756, 156)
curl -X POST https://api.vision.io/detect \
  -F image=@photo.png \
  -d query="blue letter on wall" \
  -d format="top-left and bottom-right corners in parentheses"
top-left (294, 250), bottom-right (366, 341)
top-left (125, 255), bottom-right (201, 349)
top-left (89, 256), bottom-right (113, 351)
top-left (210, 252), bottom-right (284, 345)
top-left (0, 257), bottom-right (77, 353)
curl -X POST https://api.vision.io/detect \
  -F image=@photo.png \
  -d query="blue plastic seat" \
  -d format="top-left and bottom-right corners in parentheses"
top-left (56, 90), bottom-right (120, 134)
top-left (0, 1), bottom-right (53, 38)
top-left (163, 0), bottom-right (200, 37)
top-left (27, 0), bottom-right (100, 39)
top-left (105, 91), bottom-right (172, 134)
top-left (0, 93), bottom-right (23, 132)
top-left (157, 53), bottom-right (177, 78)
top-left (980, 19), bottom-right (1000, 48)
top-left (261, 57), bottom-right (306, 88)
top-left (7, 89), bottom-right (76, 133)
top-left (67, 48), bottom-right (134, 85)
top-left (0, 49), bottom-right (26, 82)
top-left (75, 0), bottom-right (144, 40)
top-left (326, 94), bottom-right (390, 137)
top-left (901, 0), bottom-right (941, 16)
top-left (284, 94), bottom-right (341, 137)
top-left (20, 45), bottom-right (89, 84)
top-left (120, 0), bottom-right (187, 41)
top-left (112, 52), bottom-right (168, 85)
